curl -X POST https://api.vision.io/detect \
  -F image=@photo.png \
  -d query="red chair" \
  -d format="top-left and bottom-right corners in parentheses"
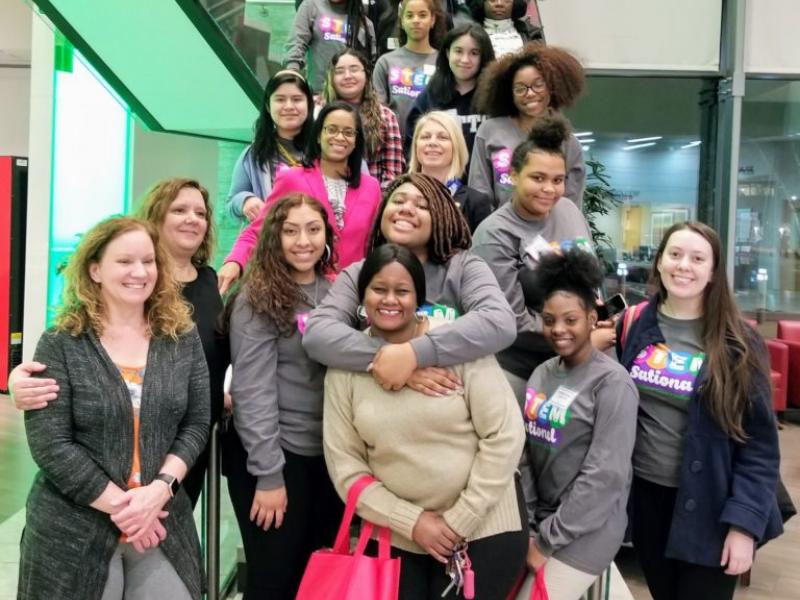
top-left (776, 320), bottom-right (800, 408)
top-left (745, 320), bottom-right (788, 413)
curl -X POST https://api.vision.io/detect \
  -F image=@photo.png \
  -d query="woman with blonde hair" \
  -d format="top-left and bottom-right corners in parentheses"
top-left (18, 216), bottom-right (209, 599)
top-left (10, 178), bottom-right (228, 508)
top-left (408, 111), bottom-right (492, 231)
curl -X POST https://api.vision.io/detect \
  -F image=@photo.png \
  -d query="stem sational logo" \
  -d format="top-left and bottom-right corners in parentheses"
top-left (388, 66), bottom-right (431, 98)
top-left (524, 385), bottom-right (577, 449)
top-left (296, 312), bottom-right (310, 335)
top-left (630, 343), bottom-right (704, 400)
top-left (490, 148), bottom-right (513, 189)
top-left (319, 16), bottom-right (349, 43)
top-left (417, 302), bottom-right (460, 322)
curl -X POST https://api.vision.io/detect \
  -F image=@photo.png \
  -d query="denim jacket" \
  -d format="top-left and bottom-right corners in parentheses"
top-left (616, 296), bottom-right (783, 567)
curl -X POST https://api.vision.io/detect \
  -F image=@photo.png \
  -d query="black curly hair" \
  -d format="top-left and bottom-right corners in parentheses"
top-left (511, 114), bottom-right (570, 172)
top-left (534, 248), bottom-right (603, 312)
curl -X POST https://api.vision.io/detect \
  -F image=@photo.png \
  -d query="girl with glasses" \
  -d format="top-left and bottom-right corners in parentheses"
top-left (218, 102), bottom-right (382, 294)
top-left (322, 48), bottom-right (405, 189)
top-left (468, 43), bottom-right (586, 208)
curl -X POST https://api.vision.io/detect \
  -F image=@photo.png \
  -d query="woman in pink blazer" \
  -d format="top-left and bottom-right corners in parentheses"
top-left (219, 101), bottom-right (382, 293)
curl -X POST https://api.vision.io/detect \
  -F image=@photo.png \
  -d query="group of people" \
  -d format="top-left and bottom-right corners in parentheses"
top-left (8, 7), bottom-right (788, 600)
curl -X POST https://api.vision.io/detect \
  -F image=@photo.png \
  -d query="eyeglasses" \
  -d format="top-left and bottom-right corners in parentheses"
top-left (512, 81), bottom-right (548, 96)
top-left (333, 65), bottom-right (365, 76)
top-left (322, 124), bottom-right (357, 139)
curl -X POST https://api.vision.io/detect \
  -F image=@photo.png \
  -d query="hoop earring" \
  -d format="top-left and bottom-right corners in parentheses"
top-left (322, 244), bottom-right (331, 263)
top-left (414, 310), bottom-right (426, 323)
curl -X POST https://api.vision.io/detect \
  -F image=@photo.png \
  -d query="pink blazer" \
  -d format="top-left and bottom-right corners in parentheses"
top-left (225, 163), bottom-right (382, 271)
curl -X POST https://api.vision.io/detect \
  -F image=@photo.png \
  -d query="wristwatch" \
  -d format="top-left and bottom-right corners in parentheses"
top-left (154, 473), bottom-right (180, 498)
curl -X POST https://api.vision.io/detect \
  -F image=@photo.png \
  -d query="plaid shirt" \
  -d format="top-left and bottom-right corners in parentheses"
top-left (368, 104), bottom-right (406, 188)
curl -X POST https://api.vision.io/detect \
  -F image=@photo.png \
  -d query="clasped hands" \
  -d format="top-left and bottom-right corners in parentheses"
top-left (110, 481), bottom-right (172, 554)
top-left (368, 343), bottom-right (463, 396)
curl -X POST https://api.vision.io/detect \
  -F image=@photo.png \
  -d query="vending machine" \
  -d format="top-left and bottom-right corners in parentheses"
top-left (0, 156), bottom-right (28, 393)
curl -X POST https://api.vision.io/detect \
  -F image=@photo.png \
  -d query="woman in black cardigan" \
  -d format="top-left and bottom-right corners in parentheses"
top-left (19, 216), bottom-right (209, 599)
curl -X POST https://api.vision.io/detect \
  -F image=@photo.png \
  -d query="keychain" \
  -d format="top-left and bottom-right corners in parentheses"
top-left (441, 542), bottom-right (475, 599)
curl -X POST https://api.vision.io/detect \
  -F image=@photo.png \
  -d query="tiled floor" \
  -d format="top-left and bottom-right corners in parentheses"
top-left (1, 393), bottom-right (798, 599)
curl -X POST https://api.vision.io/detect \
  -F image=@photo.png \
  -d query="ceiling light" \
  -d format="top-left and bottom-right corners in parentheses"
top-left (580, 138), bottom-right (596, 143)
top-left (681, 141), bottom-right (701, 149)
top-left (623, 142), bottom-right (657, 151)
top-left (574, 131), bottom-right (593, 137)
top-left (582, 145), bottom-right (590, 152)
top-left (626, 136), bottom-right (662, 143)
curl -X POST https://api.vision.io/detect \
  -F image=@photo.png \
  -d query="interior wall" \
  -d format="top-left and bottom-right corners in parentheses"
top-left (0, 68), bottom-right (31, 156)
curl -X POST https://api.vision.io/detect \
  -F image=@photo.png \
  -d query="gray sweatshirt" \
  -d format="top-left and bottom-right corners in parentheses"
top-left (372, 47), bottom-right (437, 138)
top-left (229, 277), bottom-right (331, 490)
top-left (521, 350), bottom-right (638, 575)
top-left (302, 251), bottom-right (516, 370)
top-left (471, 200), bottom-right (593, 378)
top-left (284, 0), bottom-right (377, 93)
top-left (467, 116), bottom-right (586, 208)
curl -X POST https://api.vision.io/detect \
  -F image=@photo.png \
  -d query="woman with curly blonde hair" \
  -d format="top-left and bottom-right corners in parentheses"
top-left (11, 178), bottom-right (228, 508)
top-left (225, 194), bottom-right (343, 599)
top-left (19, 215), bottom-right (210, 599)
top-left (468, 43), bottom-right (586, 208)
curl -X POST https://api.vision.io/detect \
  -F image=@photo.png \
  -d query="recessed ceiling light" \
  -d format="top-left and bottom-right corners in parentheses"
top-left (574, 131), bottom-right (593, 137)
top-left (681, 141), bottom-right (702, 149)
top-left (626, 136), bottom-right (662, 143)
top-left (623, 142), bottom-right (657, 151)
top-left (580, 138), bottom-right (596, 144)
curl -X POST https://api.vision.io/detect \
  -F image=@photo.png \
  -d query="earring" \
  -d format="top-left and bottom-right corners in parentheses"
top-left (357, 304), bottom-right (367, 321)
top-left (414, 310), bottom-right (426, 323)
top-left (322, 244), bottom-right (331, 263)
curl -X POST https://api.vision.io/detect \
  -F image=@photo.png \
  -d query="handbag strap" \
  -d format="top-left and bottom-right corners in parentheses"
top-left (332, 475), bottom-right (377, 553)
top-left (619, 300), bottom-right (647, 349)
top-left (353, 521), bottom-right (393, 559)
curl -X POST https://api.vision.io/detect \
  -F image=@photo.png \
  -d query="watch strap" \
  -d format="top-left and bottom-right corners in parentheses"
top-left (154, 473), bottom-right (179, 498)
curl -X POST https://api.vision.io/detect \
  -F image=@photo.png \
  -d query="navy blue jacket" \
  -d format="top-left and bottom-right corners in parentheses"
top-left (616, 296), bottom-right (783, 567)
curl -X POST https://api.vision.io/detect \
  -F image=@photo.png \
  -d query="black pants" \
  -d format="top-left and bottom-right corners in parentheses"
top-left (631, 476), bottom-right (738, 600)
top-left (370, 478), bottom-right (529, 600)
top-left (224, 427), bottom-right (343, 600)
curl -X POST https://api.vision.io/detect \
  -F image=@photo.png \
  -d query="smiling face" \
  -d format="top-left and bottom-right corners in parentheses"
top-left (448, 34), bottom-right (481, 85)
top-left (657, 229), bottom-right (714, 305)
top-left (280, 203), bottom-right (327, 282)
top-left (511, 150), bottom-right (566, 219)
top-left (415, 120), bottom-right (454, 173)
top-left (401, 0), bottom-right (435, 43)
top-left (159, 187), bottom-right (208, 262)
top-left (332, 53), bottom-right (367, 102)
top-left (512, 65), bottom-right (551, 118)
top-left (484, 0), bottom-right (513, 20)
top-left (319, 109), bottom-right (357, 163)
top-left (89, 228), bottom-right (157, 310)
top-left (379, 183), bottom-right (433, 261)
top-left (542, 291), bottom-right (596, 362)
top-left (363, 261), bottom-right (419, 336)
top-left (269, 82), bottom-right (309, 138)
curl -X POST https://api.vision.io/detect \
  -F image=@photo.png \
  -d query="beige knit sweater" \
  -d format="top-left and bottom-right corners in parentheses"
top-left (323, 350), bottom-right (525, 554)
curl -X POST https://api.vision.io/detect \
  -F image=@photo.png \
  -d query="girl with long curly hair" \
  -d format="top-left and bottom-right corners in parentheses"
top-left (225, 194), bottom-right (343, 599)
top-left (19, 216), bottom-right (209, 599)
top-left (468, 43), bottom-right (586, 208)
top-left (322, 48), bottom-right (405, 188)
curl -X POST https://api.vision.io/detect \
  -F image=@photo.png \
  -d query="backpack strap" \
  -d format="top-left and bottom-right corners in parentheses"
top-left (620, 301), bottom-right (648, 349)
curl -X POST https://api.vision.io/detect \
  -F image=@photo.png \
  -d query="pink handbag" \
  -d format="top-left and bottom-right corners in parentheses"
top-left (506, 567), bottom-right (549, 600)
top-left (296, 475), bottom-right (401, 600)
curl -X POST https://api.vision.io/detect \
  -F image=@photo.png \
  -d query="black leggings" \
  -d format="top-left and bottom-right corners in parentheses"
top-left (631, 476), bottom-right (738, 600)
top-left (224, 427), bottom-right (343, 600)
top-left (370, 478), bottom-right (529, 600)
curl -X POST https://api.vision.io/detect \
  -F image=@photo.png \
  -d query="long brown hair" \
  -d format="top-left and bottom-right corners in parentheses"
top-left (367, 173), bottom-right (471, 264)
top-left (651, 221), bottom-right (770, 441)
top-left (56, 216), bottom-right (192, 339)
top-left (234, 194), bottom-right (336, 335)
top-left (135, 178), bottom-right (216, 268)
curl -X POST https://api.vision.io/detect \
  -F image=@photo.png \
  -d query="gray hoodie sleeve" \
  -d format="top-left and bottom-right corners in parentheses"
top-left (564, 134), bottom-right (586, 209)
top-left (409, 253), bottom-right (517, 367)
top-left (284, 0), bottom-right (315, 72)
top-left (302, 262), bottom-right (384, 371)
top-left (467, 125), bottom-right (494, 199)
top-left (534, 374), bottom-right (638, 557)
top-left (229, 297), bottom-right (286, 490)
top-left (372, 55), bottom-right (390, 105)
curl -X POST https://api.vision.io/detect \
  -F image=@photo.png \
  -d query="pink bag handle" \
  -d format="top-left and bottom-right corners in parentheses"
top-left (333, 475), bottom-right (393, 558)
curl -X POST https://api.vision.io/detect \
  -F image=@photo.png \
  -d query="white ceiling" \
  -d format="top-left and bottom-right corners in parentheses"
top-left (0, 0), bottom-right (32, 66)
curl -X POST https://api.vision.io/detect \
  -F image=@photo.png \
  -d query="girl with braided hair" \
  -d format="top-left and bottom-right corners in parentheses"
top-left (468, 43), bottom-right (586, 208)
top-left (303, 172), bottom-right (516, 397)
top-left (517, 248), bottom-right (637, 599)
top-left (322, 48), bottom-right (405, 188)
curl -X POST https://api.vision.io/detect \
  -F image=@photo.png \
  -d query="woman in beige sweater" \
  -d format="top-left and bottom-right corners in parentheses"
top-left (323, 243), bottom-right (527, 599)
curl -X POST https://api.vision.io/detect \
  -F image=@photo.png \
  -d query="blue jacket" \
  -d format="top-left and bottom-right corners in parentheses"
top-left (225, 145), bottom-right (270, 221)
top-left (616, 296), bottom-right (783, 567)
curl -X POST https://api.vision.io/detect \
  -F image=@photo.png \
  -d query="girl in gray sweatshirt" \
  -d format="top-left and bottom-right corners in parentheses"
top-left (520, 249), bottom-right (638, 599)
top-left (226, 194), bottom-right (342, 599)
top-left (284, 0), bottom-right (376, 93)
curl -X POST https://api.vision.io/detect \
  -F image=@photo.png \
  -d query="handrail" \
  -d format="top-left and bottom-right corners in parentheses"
top-left (205, 421), bottom-right (222, 600)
